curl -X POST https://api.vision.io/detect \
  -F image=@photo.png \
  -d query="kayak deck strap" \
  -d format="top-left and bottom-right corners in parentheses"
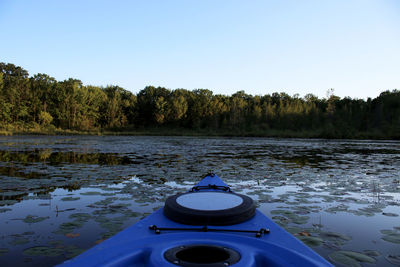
top-left (190, 184), bottom-right (232, 192)
top-left (149, 225), bottom-right (270, 238)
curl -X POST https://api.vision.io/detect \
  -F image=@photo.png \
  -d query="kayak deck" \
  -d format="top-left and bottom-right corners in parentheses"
top-left (59, 174), bottom-right (332, 266)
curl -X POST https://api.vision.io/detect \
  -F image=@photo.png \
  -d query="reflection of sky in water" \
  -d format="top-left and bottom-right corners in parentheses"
top-left (0, 136), bottom-right (399, 266)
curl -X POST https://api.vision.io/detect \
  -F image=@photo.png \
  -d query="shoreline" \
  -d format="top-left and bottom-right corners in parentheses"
top-left (0, 127), bottom-right (397, 140)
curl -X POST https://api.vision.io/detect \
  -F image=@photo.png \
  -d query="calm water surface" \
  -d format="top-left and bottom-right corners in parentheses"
top-left (0, 136), bottom-right (399, 266)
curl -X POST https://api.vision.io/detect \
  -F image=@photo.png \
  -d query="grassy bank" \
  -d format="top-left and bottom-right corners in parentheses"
top-left (0, 123), bottom-right (395, 140)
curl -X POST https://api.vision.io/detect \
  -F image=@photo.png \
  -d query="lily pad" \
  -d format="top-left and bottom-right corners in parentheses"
top-left (69, 213), bottom-right (91, 222)
top-left (325, 204), bottom-right (349, 213)
top-left (61, 197), bottom-right (80, 201)
top-left (284, 226), bottom-right (303, 234)
top-left (65, 246), bottom-right (86, 259)
top-left (80, 191), bottom-right (102, 196)
top-left (100, 221), bottom-right (123, 232)
top-left (381, 228), bottom-right (400, 244)
top-left (386, 255), bottom-right (400, 266)
top-left (0, 248), bottom-right (9, 256)
top-left (23, 246), bottom-right (63, 257)
top-left (320, 231), bottom-right (352, 242)
top-left (329, 250), bottom-right (376, 267)
top-left (299, 236), bottom-right (323, 247)
top-left (272, 216), bottom-right (289, 227)
top-left (363, 250), bottom-right (380, 257)
top-left (270, 209), bottom-right (309, 224)
top-left (382, 212), bottom-right (399, 217)
top-left (0, 208), bottom-right (11, 213)
top-left (94, 197), bottom-right (117, 206)
top-left (9, 238), bottom-right (29, 245)
top-left (382, 234), bottom-right (400, 244)
top-left (23, 215), bottom-right (49, 223)
top-left (53, 221), bottom-right (84, 234)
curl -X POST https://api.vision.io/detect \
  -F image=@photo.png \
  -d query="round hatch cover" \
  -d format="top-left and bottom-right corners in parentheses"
top-left (164, 191), bottom-right (255, 225)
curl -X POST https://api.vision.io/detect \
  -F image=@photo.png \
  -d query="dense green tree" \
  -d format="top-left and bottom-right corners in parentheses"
top-left (0, 62), bottom-right (399, 139)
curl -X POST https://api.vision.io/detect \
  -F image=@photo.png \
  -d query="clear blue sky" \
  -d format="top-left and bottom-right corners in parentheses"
top-left (1, 0), bottom-right (399, 99)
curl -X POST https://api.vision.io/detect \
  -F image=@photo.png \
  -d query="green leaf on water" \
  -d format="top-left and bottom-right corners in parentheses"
top-left (65, 246), bottom-right (86, 259)
top-left (69, 213), bottom-right (91, 222)
top-left (9, 238), bottom-right (29, 246)
top-left (363, 250), bottom-right (380, 257)
top-left (329, 250), bottom-right (376, 267)
top-left (53, 221), bottom-right (84, 234)
top-left (340, 251), bottom-right (376, 263)
top-left (61, 197), bottom-right (80, 201)
top-left (381, 228), bottom-right (400, 244)
top-left (382, 234), bottom-right (400, 244)
top-left (299, 236), bottom-right (323, 247)
top-left (320, 231), bottom-right (352, 242)
top-left (80, 191), bottom-right (102, 196)
top-left (23, 246), bottom-right (63, 257)
top-left (23, 215), bottom-right (49, 223)
top-left (0, 248), bottom-right (9, 256)
top-left (382, 212), bottom-right (399, 217)
top-left (386, 255), bottom-right (400, 266)
top-left (329, 251), bottom-right (360, 267)
top-left (0, 208), bottom-right (11, 213)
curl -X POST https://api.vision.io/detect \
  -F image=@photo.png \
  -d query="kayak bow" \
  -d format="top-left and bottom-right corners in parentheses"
top-left (59, 174), bottom-right (332, 266)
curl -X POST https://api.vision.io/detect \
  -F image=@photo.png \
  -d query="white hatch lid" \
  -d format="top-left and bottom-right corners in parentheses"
top-left (176, 192), bottom-right (243, 211)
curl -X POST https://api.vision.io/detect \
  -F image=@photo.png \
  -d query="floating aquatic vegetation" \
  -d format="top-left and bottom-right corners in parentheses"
top-left (363, 250), bottom-right (380, 257)
top-left (23, 215), bottom-right (49, 223)
top-left (270, 210), bottom-right (309, 225)
top-left (325, 204), bottom-right (349, 214)
top-left (94, 216), bottom-right (108, 223)
top-left (69, 213), bottom-right (91, 222)
top-left (380, 228), bottom-right (400, 244)
top-left (0, 208), bottom-right (11, 213)
top-left (93, 197), bottom-right (118, 206)
top-left (61, 197), bottom-right (80, 201)
top-left (80, 191), bottom-right (102, 196)
top-left (320, 231), bottom-right (352, 244)
top-left (299, 236), bottom-right (323, 247)
top-left (23, 246), bottom-right (64, 257)
top-left (53, 221), bottom-right (84, 235)
top-left (348, 204), bottom-right (386, 217)
top-left (271, 216), bottom-right (289, 227)
top-left (121, 210), bottom-right (141, 218)
top-left (342, 197), bottom-right (369, 204)
top-left (65, 246), bottom-right (85, 259)
top-left (386, 255), bottom-right (400, 266)
top-left (291, 205), bottom-right (321, 214)
top-left (0, 248), bottom-right (9, 255)
top-left (284, 226), bottom-right (303, 234)
top-left (9, 238), bottom-right (29, 245)
top-left (99, 221), bottom-right (123, 232)
top-left (329, 250), bottom-right (376, 267)
top-left (0, 199), bottom-right (18, 205)
top-left (382, 212), bottom-right (399, 217)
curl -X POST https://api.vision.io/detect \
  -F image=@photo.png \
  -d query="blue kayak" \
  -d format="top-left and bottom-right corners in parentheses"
top-left (59, 174), bottom-right (333, 266)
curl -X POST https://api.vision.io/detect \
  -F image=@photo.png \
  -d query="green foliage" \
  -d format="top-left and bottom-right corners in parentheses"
top-left (0, 62), bottom-right (399, 139)
top-left (38, 111), bottom-right (53, 126)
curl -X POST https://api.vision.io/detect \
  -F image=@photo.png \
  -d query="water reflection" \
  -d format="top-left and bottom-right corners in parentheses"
top-left (0, 150), bottom-right (135, 165)
top-left (0, 136), bottom-right (399, 267)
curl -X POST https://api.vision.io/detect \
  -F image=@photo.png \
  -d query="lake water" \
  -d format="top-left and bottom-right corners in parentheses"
top-left (0, 136), bottom-right (399, 266)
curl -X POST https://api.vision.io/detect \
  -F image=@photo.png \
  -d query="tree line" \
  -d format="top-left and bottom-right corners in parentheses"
top-left (1, 62), bottom-right (399, 139)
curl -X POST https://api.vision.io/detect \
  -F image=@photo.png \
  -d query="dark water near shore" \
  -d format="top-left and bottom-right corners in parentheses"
top-left (0, 136), bottom-right (399, 266)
